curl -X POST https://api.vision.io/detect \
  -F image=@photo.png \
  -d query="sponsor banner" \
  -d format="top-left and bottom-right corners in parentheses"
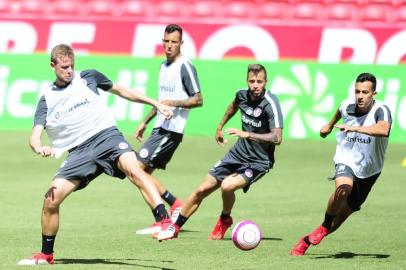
top-left (0, 54), bottom-right (405, 143)
top-left (1, 19), bottom-right (406, 64)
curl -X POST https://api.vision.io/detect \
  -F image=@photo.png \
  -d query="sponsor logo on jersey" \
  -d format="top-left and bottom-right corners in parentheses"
top-left (139, 148), bottom-right (149, 158)
top-left (246, 108), bottom-right (253, 115)
top-left (242, 114), bottom-right (262, 127)
top-left (345, 136), bottom-right (372, 144)
top-left (159, 85), bottom-right (175, 92)
top-left (253, 107), bottom-right (262, 117)
top-left (118, 142), bottom-right (129, 149)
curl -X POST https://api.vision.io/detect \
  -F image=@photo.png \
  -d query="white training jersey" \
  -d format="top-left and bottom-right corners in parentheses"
top-left (153, 56), bottom-right (201, 134)
top-left (334, 99), bottom-right (392, 178)
top-left (35, 70), bottom-right (116, 158)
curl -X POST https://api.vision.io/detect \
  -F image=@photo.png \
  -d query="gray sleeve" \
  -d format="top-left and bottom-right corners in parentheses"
top-left (375, 106), bottom-right (392, 124)
top-left (181, 62), bottom-right (201, 97)
top-left (265, 93), bottom-right (283, 129)
top-left (33, 95), bottom-right (47, 127)
top-left (81, 69), bottom-right (113, 91)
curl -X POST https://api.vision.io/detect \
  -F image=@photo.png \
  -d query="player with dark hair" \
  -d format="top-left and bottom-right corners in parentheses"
top-left (18, 44), bottom-right (173, 265)
top-left (291, 72), bottom-right (392, 256)
top-left (134, 24), bottom-right (203, 235)
top-left (157, 64), bottom-right (283, 241)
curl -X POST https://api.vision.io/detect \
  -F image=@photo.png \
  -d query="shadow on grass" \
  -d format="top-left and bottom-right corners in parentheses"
top-left (312, 252), bottom-right (390, 259)
top-left (55, 258), bottom-right (175, 269)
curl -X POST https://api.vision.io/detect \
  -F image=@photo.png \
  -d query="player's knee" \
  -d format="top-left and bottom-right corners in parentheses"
top-left (335, 184), bottom-right (352, 199)
top-left (220, 181), bottom-right (236, 192)
top-left (43, 197), bottom-right (60, 213)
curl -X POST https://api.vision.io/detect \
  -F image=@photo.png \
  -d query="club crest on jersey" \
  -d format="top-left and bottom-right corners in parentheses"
top-left (118, 142), bottom-right (129, 150)
top-left (139, 148), bottom-right (149, 158)
top-left (246, 108), bottom-right (253, 115)
top-left (253, 107), bottom-right (262, 117)
top-left (244, 168), bottom-right (253, 178)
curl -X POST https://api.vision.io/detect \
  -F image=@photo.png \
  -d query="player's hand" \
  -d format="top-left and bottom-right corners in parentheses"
top-left (320, 124), bottom-right (333, 138)
top-left (226, 128), bottom-right (248, 138)
top-left (215, 129), bottom-right (228, 146)
top-left (134, 122), bottom-right (147, 142)
top-left (334, 124), bottom-right (354, 133)
top-left (157, 103), bottom-right (173, 120)
top-left (34, 145), bottom-right (54, 157)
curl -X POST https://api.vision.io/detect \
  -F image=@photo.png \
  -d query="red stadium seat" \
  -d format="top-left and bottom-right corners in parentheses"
top-left (222, 1), bottom-right (256, 19)
top-left (394, 5), bottom-right (406, 23)
top-left (51, 0), bottom-right (83, 17)
top-left (86, 0), bottom-right (117, 17)
top-left (155, 0), bottom-right (185, 18)
top-left (19, 0), bottom-right (44, 16)
top-left (359, 4), bottom-right (392, 23)
top-left (189, 1), bottom-right (220, 19)
top-left (121, 0), bottom-right (149, 18)
top-left (260, 1), bottom-right (289, 20)
top-left (326, 3), bottom-right (357, 21)
top-left (292, 2), bottom-right (323, 20)
top-left (0, 0), bottom-right (10, 15)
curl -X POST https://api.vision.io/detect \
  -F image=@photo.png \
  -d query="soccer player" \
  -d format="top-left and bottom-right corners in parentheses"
top-left (18, 44), bottom-right (173, 265)
top-left (134, 24), bottom-right (203, 235)
top-left (290, 72), bottom-right (392, 256)
top-left (157, 64), bottom-right (283, 241)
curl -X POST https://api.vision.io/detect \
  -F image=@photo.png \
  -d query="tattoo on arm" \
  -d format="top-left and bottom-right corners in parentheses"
top-left (247, 129), bottom-right (282, 145)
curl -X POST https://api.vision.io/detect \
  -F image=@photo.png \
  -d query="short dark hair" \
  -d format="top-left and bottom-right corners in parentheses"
top-left (247, 64), bottom-right (267, 80)
top-left (165, 24), bottom-right (183, 40)
top-left (356, 72), bottom-right (376, 92)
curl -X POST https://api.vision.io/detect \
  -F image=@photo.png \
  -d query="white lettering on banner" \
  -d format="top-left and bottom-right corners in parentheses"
top-left (7, 80), bottom-right (38, 117)
top-left (0, 67), bottom-right (145, 120)
top-left (0, 66), bottom-right (9, 115)
top-left (47, 23), bottom-right (96, 54)
top-left (132, 24), bottom-right (197, 59)
top-left (199, 25), bottom-right (279, 61)
top-left (318, 28), bottom-right (376, 64)
top-left (376, 30), bottom-right (406, 65)
top-left (101, 69), bottom-right (147, 121)
top-left (398, 97), bottom-right (406, 129)
top-left (0, 22), bottom-right (37, 53)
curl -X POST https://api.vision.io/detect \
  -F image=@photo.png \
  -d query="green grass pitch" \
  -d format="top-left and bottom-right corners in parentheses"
top-left (1, 131), bottom-right (405, 269)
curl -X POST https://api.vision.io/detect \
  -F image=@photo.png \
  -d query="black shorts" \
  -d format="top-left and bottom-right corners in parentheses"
top-left (209, 152), bottom-right (269, 193)
top-left (55, 127), bottom-right (134, 190)
top-left (333, 164), bottom-right (380, 211)
top-left (136, 128), bottom-right (183, 170)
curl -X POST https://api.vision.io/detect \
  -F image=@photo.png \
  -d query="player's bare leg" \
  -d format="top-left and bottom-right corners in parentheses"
top-left (18, 178), bottom-right (79, 265)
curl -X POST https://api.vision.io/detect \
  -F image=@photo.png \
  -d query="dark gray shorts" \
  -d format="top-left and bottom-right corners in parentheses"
top-left (209, 152), bottom-right (269, 193)
top-left (333, 163), bottom-right (380, 211)
top-left (55, 127), bottom-right (134, 190)
top-left (136, 128), bottom-right (183, 170)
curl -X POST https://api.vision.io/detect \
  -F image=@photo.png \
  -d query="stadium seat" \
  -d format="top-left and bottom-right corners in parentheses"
top-left (51, 0), bottom-right (83, 17)
top-left (359, 4), bottom-right (392, 23)
top-left (0, 0), bottom-right (10, 15)
top-left (189, 1), bottom-right (220, 19)
top-left (155, 0), bottom-right (186, 18)
top-left (18, 0), bottom-right (44, 16)
top-left (292, 2), bottom-right (323, 20)
top-left (121, 0), bottom-right (150, 18)
top-left (394, 5), bottom-right (406, 23)
top-left (223, 1), bottom-right (256, 19)
top-left (259, 1), bottom-right (290, 20)
top-left (326, 3), bottom-right (357, 21)
top-left (86, 0), bottom-right (118, 17)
